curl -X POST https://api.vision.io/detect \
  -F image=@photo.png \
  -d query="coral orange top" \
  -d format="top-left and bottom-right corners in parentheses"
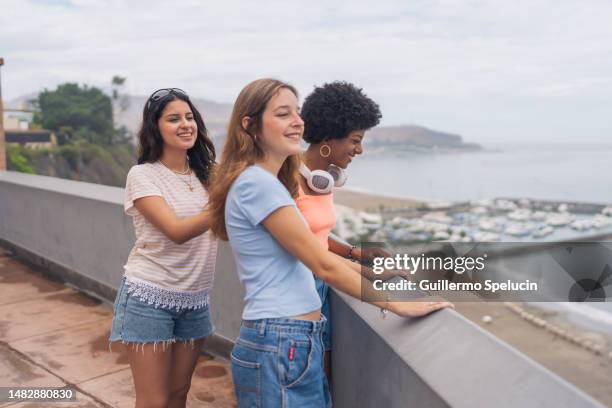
top-left (295, 185), bottom-right (336, 250)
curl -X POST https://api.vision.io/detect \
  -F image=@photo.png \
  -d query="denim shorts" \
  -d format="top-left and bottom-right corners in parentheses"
top-left (231, 317), bottom-right (331, 408)
top-left (315, 277), bottom-right (332, 351)
top-left (109, 278), bottom-right (214, 344)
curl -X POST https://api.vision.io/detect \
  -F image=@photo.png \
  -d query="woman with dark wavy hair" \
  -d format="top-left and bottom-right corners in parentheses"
top-left (109, 88), bottom-right (217, 408)
top-left (297, 81), bottom-right (391, 379)
top-left (208, 78), bottom-right (453, 407)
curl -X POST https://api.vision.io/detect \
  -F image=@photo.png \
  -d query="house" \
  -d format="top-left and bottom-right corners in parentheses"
top-left (3, 109), bottom-right (34, 130)
top-left (5, 129), bottom-right (56, 149)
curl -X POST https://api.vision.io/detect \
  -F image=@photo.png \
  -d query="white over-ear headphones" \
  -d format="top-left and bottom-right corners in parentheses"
top-left (299, 163), bottom-right (347, 194)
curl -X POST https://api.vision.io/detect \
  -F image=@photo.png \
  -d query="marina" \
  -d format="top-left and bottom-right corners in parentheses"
top-left (334, 197), bottom-right (612, 245)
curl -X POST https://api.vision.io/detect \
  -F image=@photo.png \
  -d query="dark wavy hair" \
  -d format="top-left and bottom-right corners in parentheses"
top-left (301, 81), bottom-right (382, 144)
top-left (137, 90), bottom-right (216, 186)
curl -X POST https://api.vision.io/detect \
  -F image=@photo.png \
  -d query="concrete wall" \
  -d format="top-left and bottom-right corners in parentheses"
top-left (0, 171), bottom-right (603, 408)
top-left (0, 171), bottom-right (245, 349)
top-left (331, 289), bottom-right (603, 407)
top-left (0, 171), bottom-right (132, 298)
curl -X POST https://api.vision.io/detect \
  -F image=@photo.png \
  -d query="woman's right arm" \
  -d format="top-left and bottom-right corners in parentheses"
top-left (333, 253), bottom-right (408, 282)
top-left (134, 197), bottom-right (210, 244)
top-left (263, 206), bottom-right (453, 318)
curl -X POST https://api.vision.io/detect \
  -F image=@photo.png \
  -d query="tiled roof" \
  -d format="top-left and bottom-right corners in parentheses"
top-left (5, 129), bottom-right (53, 143)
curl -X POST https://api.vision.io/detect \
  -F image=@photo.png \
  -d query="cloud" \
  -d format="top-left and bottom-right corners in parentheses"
top-left (1, 0), bottom-right (611, 141)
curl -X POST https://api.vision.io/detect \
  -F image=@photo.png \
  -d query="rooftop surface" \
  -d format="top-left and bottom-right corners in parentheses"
top-left (0, 247), bottom-right (237, 408)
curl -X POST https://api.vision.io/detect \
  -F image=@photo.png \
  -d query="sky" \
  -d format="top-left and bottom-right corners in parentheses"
top-left (1, 0), bottom-right (611, 144)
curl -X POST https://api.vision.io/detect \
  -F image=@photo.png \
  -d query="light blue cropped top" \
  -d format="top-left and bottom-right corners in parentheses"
top-left (225, 165), bottom-right (322, 320)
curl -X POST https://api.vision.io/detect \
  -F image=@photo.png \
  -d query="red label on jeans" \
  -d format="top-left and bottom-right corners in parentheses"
top-left (289, 344), bottom-right (295, 361)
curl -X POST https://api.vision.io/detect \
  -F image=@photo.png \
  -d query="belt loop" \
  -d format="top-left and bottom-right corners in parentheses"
top-left (258, 319), bottom-right (266, 336)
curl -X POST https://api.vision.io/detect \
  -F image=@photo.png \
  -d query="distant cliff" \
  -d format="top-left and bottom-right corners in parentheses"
top-left (7, 143), bottom-right (135, 187)
top-left (366, 125), bottom-right (481, 151)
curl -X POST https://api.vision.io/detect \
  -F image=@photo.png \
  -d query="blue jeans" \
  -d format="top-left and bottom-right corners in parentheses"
top-left (109, 278), bottom-right (214, 344)
top-left (315, 277), bottom-right (332, 351)
top-left (231, 317), bottom-right (331, 408)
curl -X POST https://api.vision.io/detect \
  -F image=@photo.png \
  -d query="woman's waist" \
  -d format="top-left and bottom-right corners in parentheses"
top-left (241, 312), bottom-right (326, 334)
top-left (242, 283), bottom-right (322, 320)
top-left (292, 309), bottom-right (321, 321)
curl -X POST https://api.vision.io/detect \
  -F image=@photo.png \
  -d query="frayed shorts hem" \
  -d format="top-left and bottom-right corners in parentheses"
top-left (108, 335), bottom-right (211, 353)
top-left (110, 277), bottom-right (215, 348)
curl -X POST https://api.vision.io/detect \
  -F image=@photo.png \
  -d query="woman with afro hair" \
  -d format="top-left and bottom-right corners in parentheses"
top-left (297, 81), bottom-right (395, 380)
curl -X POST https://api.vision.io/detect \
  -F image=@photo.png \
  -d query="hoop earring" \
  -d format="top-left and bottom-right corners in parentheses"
top-left (320, 144), bottom-right (331, 158)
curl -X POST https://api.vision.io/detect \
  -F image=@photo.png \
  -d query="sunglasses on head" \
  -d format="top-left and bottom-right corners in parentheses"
top-left (146, 88), bottom-right (188, 109)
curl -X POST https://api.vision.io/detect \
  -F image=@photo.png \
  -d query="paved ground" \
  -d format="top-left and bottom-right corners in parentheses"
top-left (0, 247), bottom-right (237, 408)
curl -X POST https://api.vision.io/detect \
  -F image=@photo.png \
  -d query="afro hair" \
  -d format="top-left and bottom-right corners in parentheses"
top-left (301, 81), bottom-right (382, 144)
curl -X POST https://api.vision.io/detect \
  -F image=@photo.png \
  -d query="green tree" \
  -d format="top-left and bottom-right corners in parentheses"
top-left (35, 83), bottom-right (114, 145)
top-left (7, 145), bottom-right (35, 174)
top-left (10, 81), bottom-right (137, 183)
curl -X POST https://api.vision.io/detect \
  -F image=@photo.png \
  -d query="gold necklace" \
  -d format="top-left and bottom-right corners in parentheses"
top-left (160, 160), bottom-right (194, 192)
top-left (160, 159), bottom-right (190, 175)
top-left (177, 171), bottom-right (194, 192)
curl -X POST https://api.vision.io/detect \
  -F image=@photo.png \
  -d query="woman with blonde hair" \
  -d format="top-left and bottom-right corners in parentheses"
top-left (208, 78), bottom-right (452, 407)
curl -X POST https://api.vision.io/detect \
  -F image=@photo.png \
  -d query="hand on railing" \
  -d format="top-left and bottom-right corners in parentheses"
top-left (388, 300), bottom-right (454, 318)
top-left (359, 246), bottom-right (392, 263)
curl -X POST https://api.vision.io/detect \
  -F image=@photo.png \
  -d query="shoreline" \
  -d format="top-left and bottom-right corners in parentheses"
top-left (337, 186), bottom-right (612, 210)
top-left (333, 188), bottom-right (423, 211)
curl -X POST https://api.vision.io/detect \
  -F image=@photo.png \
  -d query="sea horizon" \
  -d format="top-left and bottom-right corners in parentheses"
top-left (345, 141), bottom-right (612, 205)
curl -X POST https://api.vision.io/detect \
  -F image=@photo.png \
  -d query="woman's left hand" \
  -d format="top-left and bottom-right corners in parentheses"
top-left (359, 246), bottom-right (392, 262)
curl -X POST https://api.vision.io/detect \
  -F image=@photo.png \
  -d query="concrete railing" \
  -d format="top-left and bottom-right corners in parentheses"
top-left (0, 171), bottom-right (603, 408)
top-left (0, 171), bottom-right (243, 352)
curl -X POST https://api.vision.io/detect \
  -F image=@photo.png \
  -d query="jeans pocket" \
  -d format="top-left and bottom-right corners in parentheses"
top-left (112, 279), bottom-right (129, 337)
top-left (113, 278), bottom-right (126, 310)
top-left (279, 335), bottom-right (314, 388)
top-left (231, 350), bottom-right (261, 408)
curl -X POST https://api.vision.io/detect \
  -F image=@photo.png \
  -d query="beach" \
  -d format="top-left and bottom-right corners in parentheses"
top-left (335, 188), bottom-right (612, 406)
top-left (334, 188), bottom-right (421, 211)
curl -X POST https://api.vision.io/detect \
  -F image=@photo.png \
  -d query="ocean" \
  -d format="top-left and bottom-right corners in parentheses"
top-left (345, 141), bottom-right (612, 332)
top-left (346, 142), bottom-right (612, 205)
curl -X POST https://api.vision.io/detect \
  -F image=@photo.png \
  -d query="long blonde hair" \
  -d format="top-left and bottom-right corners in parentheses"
top-left (208, 78), bottom-right (300, 240)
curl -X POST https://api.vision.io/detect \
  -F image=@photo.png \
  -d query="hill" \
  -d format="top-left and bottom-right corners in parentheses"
top-left (366, 125), bottom-right (481, 152)
top-left (7, 142), bottom-right (135, 187)
top-left (10, 93), bottom-right (480, 152)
